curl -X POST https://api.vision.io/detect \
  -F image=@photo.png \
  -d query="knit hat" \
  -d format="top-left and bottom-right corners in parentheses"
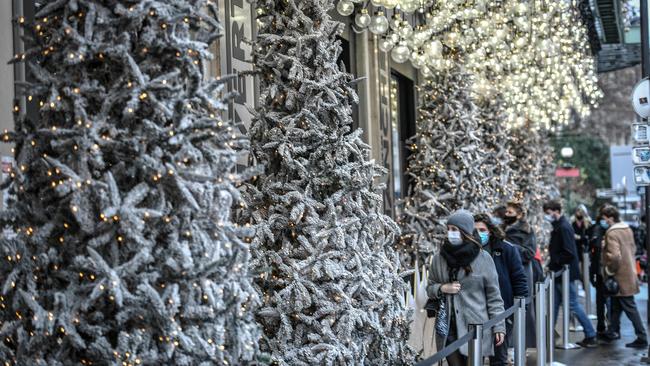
top-left (447, 210), bottom-right (475, 236)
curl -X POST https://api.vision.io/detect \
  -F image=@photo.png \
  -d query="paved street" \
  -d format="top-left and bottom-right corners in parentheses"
top-left (527, 284), bottom-right (650, 366)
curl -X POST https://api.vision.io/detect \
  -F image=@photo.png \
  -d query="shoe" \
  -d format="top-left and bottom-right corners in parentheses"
top-left (597, 332), bottom-right (612, 342)
top-left (601, 331), bottom-right (620, 341)
top-left (625, 339), bottom-right (648, 348)
top-left (577, 337), bottom-right (598, 348)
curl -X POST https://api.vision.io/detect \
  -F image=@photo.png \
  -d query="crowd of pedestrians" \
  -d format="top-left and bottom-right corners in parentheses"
top-left (426, 200), bottom-right (647, 365)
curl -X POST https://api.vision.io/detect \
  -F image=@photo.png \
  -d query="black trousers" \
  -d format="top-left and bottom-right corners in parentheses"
top-left (610, 296), bottom-right (647, 342)
top-left (595, 274), bottom-right (608, 333)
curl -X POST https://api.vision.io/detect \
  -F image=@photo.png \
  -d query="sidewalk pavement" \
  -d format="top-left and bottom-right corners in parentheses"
top-left (527, 283), bottom-right (650, 366)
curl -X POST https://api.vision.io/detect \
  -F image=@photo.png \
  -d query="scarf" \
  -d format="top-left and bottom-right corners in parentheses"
top-left (440, 240), bottom-right (481, 270)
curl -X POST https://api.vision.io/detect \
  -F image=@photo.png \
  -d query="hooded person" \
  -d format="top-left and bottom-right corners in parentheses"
top-left (427, 210), bottom-right (506, 366)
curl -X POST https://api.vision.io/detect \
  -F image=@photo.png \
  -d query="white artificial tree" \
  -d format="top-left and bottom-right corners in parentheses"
top-left (241, 0), bottom-right (414, 364)
top-left (0, 1), bottom-right (259, 364)
top-left (399, 68), bottom-right (490, 261)
top-left (475, 96), bottom-right (516, 207)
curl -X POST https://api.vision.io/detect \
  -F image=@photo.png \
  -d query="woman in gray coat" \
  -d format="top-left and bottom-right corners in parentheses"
top-left (427, 210), bottom-right (506, 366)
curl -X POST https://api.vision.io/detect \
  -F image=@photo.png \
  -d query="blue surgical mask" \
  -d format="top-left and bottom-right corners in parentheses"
top-left (491, 217), bottom-right (503, 226)
top-left (447, 231), bottom-right (463, 245)
top-left (544, 214), bottom-right (555, 223)
top-left (479, 231), bottom-right (490, 246)
top-left (600, 220), bottom-right (609, 229)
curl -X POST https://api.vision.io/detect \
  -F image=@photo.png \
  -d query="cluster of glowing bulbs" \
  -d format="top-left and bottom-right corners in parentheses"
top-left (336, 0), bottom-right (603, 129)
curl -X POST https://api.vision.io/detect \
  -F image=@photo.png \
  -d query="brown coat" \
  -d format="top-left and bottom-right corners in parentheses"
top-left (603, 222), bottom-right (640, 297)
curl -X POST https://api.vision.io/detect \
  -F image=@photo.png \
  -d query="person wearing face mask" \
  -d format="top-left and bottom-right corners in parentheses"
top-left (474, 214), bottom-right (528, 366)
top-left (502, 201), bottom-right (537, 275)
top-left (543, 199), bottom-right (597, 348)
top-left (491, 205), bottom-right (506, 227)
top-left (572, 205), bottom-right (592, 260)
top-left (599, 205), bottom-right (647, 348)
top-left (572, 205), bottom-right (592, 297)
top-left (588, 213), bottom-right (612, 339)
top-left (427, 210), bottom-right (506, 366)
top-left (501, 201), bottom-right (541, 349)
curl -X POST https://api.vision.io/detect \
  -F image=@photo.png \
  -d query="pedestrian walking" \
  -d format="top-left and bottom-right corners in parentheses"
top-left (501, 201), bottom-right (539, 348)
top-left (572, 205), bottom-right (592, 297)
top-left (475, 214), bottom-right (529, 366)
top-left (588, 213), bottom-right (611, 339)
top-left (543, 199), bottom-right (597, 348)
top-left (600, 205), bottom-right (648, 348)
top-left (572, 205), bottom-right (591, 261)
top-left (503, 201), bottom-right (536, 266)
top-left (427, 210), bottom-right (506, 366)
top-left (492, 205), bottom-right (506, 226)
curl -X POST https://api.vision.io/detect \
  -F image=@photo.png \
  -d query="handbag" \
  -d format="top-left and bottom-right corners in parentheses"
top-left (434, 298), bottom-right (449, 337)
top-left (424, 297), bottom-right (441, 318)
top-left (604, 275), bottom-right (620, 296)
top-left (423, 296), bottom-right (449, 336)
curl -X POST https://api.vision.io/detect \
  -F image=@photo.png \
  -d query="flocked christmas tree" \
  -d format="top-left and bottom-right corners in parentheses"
top-left (0, 1), bottom-right (259, 364)
top-left (398, 68), bottom-right (490, 260)
top-left (241, 0), bottom-right (413, 364)
top-left (509, 126), bottom-right (558, 245)
top-left (475, 96), bottom-right (516, 207)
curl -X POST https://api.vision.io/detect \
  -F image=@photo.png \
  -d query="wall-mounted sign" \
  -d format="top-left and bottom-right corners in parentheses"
top-left (634, 166), bottom-right (650, 186)
top-left (632, 78), bottom-right (650, 118)
top-left (632, 146), bottom-right (650, 165)
top-left (555, 167), bottom-right (580, 178)
top-left (632, 123), bottom-right (650, 145)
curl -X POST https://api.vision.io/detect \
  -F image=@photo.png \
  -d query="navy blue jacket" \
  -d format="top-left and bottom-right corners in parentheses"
top-left (548, 216), bottom-right (581, 281)
top-left (486, 239), bottom-right (529, 310)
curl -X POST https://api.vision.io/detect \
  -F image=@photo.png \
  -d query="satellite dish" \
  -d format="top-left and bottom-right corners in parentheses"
top-left (632, 78), bottom-right (650, 118)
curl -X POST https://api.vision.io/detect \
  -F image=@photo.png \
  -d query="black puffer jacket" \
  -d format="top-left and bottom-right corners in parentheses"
top-left (588, 223), bottom-right (605, 285)
top-left (505, 220), bottom-right (536, 265)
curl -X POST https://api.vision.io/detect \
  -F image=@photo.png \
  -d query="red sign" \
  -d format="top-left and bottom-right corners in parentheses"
top-left (555, 168), bottom-right (580, 178)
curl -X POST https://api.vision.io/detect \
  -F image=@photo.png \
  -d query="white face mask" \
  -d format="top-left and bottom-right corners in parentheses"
top-left (447, 231), bottom-right (463, 245)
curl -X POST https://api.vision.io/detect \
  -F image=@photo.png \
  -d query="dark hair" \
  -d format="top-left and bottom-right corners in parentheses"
top-left (460, 230), bottom-right (482, 247)
top-left (542, 200), bottom-right (562, 213)
top-left (474, 213), bottom-right (505, 240)
top-left (492, 205), bottom-right (506, 219)
top-left (506, 200), bottom-right (526, 217)
top-left (600, 205), bottom-right (620, 223)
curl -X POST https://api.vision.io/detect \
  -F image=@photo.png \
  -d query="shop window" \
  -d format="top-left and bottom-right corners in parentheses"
top-left (337, 36), bottom-right (359, 131)
top-left (390, 72), bottom-right (416, 206)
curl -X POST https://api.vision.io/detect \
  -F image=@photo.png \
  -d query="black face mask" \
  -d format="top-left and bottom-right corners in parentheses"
top-left (503, 215), bottom-right (517, 225)
top-left (576, 214), bottom-right (583, 220)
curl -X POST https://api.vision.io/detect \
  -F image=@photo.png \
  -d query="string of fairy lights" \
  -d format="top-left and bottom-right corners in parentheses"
top-left (336, 0), bottom-right (603, 129)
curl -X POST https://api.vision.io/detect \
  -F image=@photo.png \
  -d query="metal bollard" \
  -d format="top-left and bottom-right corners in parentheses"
top-left (468, 323), bottom-right (483, 366)
top-left (583, 251), bottom-right (597, 320)
top-left (513, 296), bottom-right (527, 366)
top-left (535, 282), bottom-right (547, 366)
top-left (558, 265), bottom-right (580, 349)
top-left (547, 272), bottom-right (555, 364)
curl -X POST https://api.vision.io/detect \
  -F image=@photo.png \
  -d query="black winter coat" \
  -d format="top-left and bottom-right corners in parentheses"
top-left (548, 216), bottom-right (581, 281)
top-left (572, 219), bottom-right (590, 257)
top-left (588, 223), bottom-right (605, 284)
top-left (505, 220), bottom-right (536, 265)
top-left (486, 239), bottom-right (529, 310)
